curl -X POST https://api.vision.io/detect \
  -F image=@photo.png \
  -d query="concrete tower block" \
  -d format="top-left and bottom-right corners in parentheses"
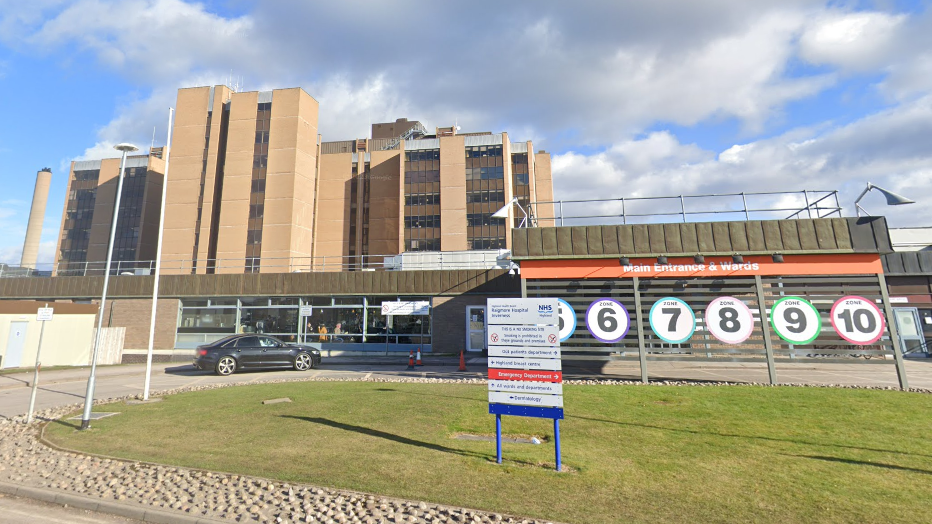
top-left (21, 168), bottom-right (52, 269)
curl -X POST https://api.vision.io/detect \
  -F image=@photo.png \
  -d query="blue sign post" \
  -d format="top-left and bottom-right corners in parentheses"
top-left (486, 298), bottom-right (564, 471)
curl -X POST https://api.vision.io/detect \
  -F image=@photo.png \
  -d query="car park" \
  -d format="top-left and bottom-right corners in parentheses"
top-left (193, 334), bottom-right (322, 376)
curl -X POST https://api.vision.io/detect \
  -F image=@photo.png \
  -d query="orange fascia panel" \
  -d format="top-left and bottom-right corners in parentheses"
top-left (520, 254), bottom-right (883, 280)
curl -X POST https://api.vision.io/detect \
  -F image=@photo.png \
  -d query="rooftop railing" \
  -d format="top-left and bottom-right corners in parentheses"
top-left (530, 190), bottom-right (842, 227)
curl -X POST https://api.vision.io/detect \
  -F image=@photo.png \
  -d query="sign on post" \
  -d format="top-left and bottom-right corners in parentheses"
top-left (487, 298), bottom-right (564, 471)
top-left (36, 307), bottom-right (53, 322)
top-left (381, 301), bottom-right (430, 316)
top-left (299, 305), bottom-right (313, 317)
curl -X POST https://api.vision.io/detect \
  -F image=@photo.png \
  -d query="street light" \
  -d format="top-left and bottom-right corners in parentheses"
top-left (80, 142), bottom-right (138, 430)
top-left (853, 182), bottom-right (915, 217)
top-left (492, 197), bottom-right (530, 228)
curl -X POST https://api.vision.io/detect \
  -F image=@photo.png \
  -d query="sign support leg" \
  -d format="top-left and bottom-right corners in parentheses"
top-left (878, 273), bottom-right (909, 390)
top-left (496, 414), bottom-right (502, 464)
top-left (554, 418), bottom-right (561, 471)
top-left (26, 306), bottom-right (48, 424)
top-left (754, 275), bottom-right (778, 385)
top-left (632, 277), bottom-right (648, 383)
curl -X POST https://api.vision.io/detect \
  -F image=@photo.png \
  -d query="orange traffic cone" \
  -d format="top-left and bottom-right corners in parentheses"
top-left (406, 350), bottom-right (415, 370)
top-left (415, 347), bottom-right (424, 366)
top-left (458, 350), bottom-right (467, 371)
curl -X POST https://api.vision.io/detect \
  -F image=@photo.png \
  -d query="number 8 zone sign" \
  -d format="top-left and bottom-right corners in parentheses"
top-left (705, 296), bottom-right (755, 344)
top-left (830, 295), bottom-right (885, 345)
top-left (586, 299), bottom-right (630, 343)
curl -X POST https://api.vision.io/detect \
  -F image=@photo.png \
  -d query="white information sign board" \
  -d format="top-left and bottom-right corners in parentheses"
top-left (380, 301), bottom-right (430, 316)
top-left (487, 298), bottom-right (559, 326)
top-left (299, 305), bottom-right (313, 317)
top-left (36, 308), bottom-right (54, 322)
top-left (488, 346), bottom-right (561, 358)
top-left (648, 297), bottom-right (695, 344)
top-left (487, 324), bottom-right (560, 347)
top-left (488, 391), bottom-right (564, 408)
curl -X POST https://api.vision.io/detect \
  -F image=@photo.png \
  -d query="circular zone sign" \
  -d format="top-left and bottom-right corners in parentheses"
top-left (648, 297), bottom-right (696, 344)
top-left (557, 299), bottom-right (576, 342)
top-left (770, 296), bottom-right (821, 345)
top-left (586, 298), bottom-right (630, 343)
top-left (830, 295), bottom-right (885, 345)
top-left (705, 296), bottom-right (755, 344)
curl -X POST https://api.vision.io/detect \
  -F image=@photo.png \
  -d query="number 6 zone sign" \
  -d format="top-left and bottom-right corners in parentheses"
top-left (585, 298), bottom-right (630, 343)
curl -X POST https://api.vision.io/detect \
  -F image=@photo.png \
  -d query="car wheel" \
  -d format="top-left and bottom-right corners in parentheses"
top-left (216, 356), bottom-right (237, 376)
top-left (294, 352), bottom-right (313, 371)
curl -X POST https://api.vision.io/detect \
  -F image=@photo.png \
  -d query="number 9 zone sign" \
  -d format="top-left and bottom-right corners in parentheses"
top-left (831, 295), bottom-right (885, 345)
top-left (649, 297), bottom-right (695, 344)
top-left (586, 299), bottom-right (630, 343)
top-left (770, 297), bottom-right (821, 345)
top-left (705, 296), bottom-right (755, 344)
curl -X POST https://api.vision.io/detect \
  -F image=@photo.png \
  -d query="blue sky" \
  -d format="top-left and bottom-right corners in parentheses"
top-left (1, 0), bottom-right (931, 267)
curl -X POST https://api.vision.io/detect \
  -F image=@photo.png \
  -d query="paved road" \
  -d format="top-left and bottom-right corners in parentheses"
top-left (0, 359), bottom-right (485, 420)
top-left (0, 493), bottom-right (144, 524)
top-left (2, 356), bottom-right (930, 419)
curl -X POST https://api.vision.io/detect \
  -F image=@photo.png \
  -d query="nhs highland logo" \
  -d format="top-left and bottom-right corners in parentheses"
top-left (488, 298), bottom-right (559, 326)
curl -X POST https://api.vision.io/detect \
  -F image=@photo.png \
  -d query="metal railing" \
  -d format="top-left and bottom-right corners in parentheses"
top-left (531, 190), bottom-right (842, 227)
top-left (1, 250), bottom-right (515, 278)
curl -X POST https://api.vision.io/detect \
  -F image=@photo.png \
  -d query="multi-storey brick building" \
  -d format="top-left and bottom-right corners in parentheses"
top-left (54, 152), bottom-right (166, 275)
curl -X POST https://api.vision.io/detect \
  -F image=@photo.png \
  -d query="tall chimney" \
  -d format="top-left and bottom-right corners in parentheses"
top-left (21, 168), bottom-right (52, 269)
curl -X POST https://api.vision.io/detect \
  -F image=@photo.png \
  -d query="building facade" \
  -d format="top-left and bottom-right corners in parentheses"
top-left (160, 86), bottom-right (554, 274)
top-left (54, 153), bottom-right (165, 275)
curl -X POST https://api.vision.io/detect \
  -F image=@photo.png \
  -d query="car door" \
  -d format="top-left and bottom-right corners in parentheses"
top-left (233, 336), bottom-right (263, 367)
top-left (258, 336), bottom-right (293, 367)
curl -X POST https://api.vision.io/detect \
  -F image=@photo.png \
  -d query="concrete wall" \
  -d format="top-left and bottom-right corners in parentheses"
top-left (439, 136), bottom-right (467, 251)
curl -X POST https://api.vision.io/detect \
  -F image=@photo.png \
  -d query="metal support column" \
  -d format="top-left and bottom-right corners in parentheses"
top-left (754, 275), bottom-right (778, 385)
top-left (878, 273), bottom-right (909, 390)
top-left (632, 277), bottom-right (648, 384)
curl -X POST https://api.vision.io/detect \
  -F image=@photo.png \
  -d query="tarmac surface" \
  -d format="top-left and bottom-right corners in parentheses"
top-left (0, 354), bottom-right (930, 523)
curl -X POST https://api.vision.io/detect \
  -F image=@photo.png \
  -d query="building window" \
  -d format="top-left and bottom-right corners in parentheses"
top-left (246, 102), bottom-right (271, 273)
top-left (58, 169), bottom-right (100, 274)
top-left (466, 145), bottom-right (505, 250)
top-left (511, 152), bottom-right (531, 228)
top-left (404, 149), bottom-right (441, 252)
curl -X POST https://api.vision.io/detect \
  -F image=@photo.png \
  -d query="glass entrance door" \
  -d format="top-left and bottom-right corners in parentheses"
top-left (466, 306), bottom-right (486, 353)
top-left (894, 307), bottom-right (927, 357)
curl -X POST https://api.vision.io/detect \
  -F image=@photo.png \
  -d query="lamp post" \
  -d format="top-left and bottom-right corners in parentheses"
top-left (143, 109), bottom-right (173, 401)
top-left (80, 142), bottom-right (138, 430)
top-left (853, 182), bottom-right (915, 217)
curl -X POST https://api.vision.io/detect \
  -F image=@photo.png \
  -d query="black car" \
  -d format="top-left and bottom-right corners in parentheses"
top-left (193, 334), bottom-right (322, 376)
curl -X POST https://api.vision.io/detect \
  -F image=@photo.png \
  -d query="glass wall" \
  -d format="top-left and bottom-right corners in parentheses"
top-left (176, 296), bottom-right (432, 350)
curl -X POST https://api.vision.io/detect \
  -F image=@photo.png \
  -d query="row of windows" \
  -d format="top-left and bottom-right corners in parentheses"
top-left (466, 145), bottom-right (503, 158)
top-left (465, 166), bottom-right (504, 180)
top-left (406, 238), bottom-right (440, 251)
top-left (404, 215), bottom-right (441, 229)
top-left (405, 193), bottom-right (440, 206)
top-left (247, 104), bottom-right (272, 273)
top-left (468, 238), bottom-right (506, 250)
top-left (405, 150), bottom-right (440, 162)
top-left (404, 170), bottom-right (440, 184)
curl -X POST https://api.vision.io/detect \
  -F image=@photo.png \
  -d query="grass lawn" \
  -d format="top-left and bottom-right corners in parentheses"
top-left (45, 382), bottom-right (932, 524)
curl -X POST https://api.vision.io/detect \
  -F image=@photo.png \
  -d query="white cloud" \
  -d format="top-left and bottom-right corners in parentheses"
top-left (800, 11), bottom-right (906, 71)
top-left (552, 95), bottom-right (932, 228)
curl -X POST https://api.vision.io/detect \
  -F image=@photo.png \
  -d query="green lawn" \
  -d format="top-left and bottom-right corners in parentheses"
top-left (45, 382), bottom-right (932, 524)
